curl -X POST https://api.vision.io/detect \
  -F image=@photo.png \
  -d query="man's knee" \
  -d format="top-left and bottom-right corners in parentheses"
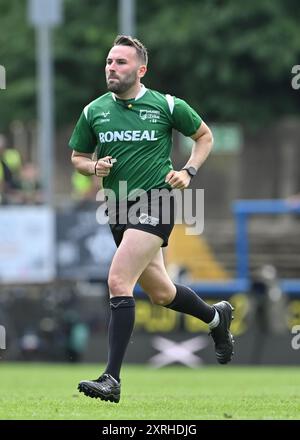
top-left (108, 273), bottom-right (132, 297)
top-left (147, 289), bottom-right (175, 306)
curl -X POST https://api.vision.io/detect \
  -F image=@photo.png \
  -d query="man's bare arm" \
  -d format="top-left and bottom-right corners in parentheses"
top-left (185, 121), bottom-right (213, 170)
top-left (165, 121), bottom-right (213, 189)
top-left (71, 150), bottom-right (96, 176)
top-left (71, 150), bottom-right (113, 177)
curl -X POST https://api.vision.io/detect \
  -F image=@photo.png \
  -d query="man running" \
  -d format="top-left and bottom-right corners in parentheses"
top-left (69, 35), bottom-right (234, 403)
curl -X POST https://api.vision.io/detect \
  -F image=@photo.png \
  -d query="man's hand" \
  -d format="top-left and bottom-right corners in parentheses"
top-left (165, 169), bottom-right (191, 189)
top-left (94, 156), bottom-right (114, 177)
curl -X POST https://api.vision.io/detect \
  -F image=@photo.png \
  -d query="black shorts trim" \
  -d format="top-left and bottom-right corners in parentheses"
top-left (108, 189), bottom-right (175, 248)
top-left (115, 223), bottom-right (170, 247)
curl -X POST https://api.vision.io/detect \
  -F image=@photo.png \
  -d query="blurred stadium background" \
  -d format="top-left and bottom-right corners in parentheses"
top-left (0, 0), bottom-right (300, 419)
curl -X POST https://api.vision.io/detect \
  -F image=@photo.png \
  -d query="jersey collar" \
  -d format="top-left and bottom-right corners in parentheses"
top-left (111, 84), bottom-right (147, 102)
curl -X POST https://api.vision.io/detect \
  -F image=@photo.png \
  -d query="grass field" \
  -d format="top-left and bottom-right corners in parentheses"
top-left (0, 363), bottom-right (300, 420)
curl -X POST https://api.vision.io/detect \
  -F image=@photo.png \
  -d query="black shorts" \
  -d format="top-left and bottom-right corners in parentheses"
top-left (107, 189), bottom-right (175, 247)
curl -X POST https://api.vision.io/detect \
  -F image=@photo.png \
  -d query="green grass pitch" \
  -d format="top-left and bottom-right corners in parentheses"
top-left (0, 363), bottom-right (300, 420)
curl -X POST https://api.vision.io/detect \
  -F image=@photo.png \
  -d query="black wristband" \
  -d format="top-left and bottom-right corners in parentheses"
top-left (94, 160), bottom-right (98, 175)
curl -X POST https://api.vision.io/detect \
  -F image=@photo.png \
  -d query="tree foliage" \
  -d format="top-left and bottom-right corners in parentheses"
top-left (0, 0), bottom-right (299, 132)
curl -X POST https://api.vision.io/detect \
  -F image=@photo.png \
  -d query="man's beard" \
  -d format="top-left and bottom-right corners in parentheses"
top-left (106, 71), bottom-right (137, 95)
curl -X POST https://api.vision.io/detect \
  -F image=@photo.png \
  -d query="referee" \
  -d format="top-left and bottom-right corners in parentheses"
top-left (69, 35), bottom-right (234, 403)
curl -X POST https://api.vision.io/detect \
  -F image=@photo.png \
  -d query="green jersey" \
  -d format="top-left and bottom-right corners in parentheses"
top-left (69, 86), bottom-right (202, 200)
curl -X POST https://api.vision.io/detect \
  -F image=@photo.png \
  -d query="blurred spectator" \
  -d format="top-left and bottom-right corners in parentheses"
top-left (18, 162), bottom-right (43, 204)
top-left (71, 170), bottom-right (100, 206)
top-left (19, 330), bottom-right (41, 361)
top-left (0, 134), bottom-right (22, 204)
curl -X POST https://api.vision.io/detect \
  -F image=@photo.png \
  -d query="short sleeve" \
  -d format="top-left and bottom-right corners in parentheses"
top-left (172, 98), bottom-right (202, 137)
top-left (69, 110), bottom-right (98, 153)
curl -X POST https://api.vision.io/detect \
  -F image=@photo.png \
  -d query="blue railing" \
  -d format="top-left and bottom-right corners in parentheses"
top-left (233, 199), bottom-right (300, 292)
top-left (135, 199), bottom-right (300, 297)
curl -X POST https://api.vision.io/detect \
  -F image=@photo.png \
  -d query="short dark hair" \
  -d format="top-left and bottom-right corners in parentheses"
top-left (113, 35), bottom-right (148, 66)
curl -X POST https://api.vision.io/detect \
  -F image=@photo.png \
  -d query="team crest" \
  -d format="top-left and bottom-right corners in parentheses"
top-left (139, 109), bottom-right (160, 123)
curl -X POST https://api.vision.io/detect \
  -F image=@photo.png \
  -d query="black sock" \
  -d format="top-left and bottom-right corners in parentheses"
top-left (104, 296), bottom-right (135, 381)
top-left (164, 283), bottom-right (215, 323)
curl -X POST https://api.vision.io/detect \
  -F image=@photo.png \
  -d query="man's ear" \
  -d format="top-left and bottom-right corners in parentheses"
top-left (138, 64), bottom-right (147, 79)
